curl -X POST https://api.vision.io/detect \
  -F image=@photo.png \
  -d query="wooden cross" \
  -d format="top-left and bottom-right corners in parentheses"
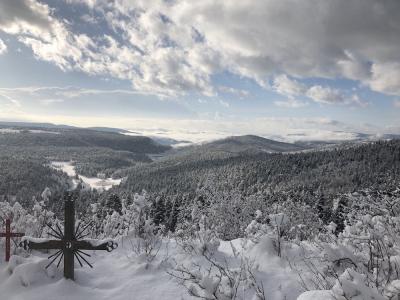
top-left (20, 193), bottom-right (117, 280)
top-left (0, 219), bottom-right (24, 262)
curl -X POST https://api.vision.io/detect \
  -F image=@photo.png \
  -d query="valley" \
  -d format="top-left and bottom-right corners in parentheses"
top-left (0, 121), bottom-right (399, 300)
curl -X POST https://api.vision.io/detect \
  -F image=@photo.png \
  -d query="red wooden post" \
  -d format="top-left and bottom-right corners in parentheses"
top-left (5, 219), bottom-right (10, 262)
top-left (0, 219), bottom-right (24, 262)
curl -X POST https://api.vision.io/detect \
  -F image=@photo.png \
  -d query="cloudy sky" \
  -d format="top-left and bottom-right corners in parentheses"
top-left (0, 0), bottom-right (399, 141)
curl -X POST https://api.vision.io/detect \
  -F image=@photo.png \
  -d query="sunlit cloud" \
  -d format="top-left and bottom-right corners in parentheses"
top-left (1, 0), bottom-right (400, 98)
top-left (0, 0), bottom-right (397, 137)
top-left (0, 38), bottom-right (6, 54)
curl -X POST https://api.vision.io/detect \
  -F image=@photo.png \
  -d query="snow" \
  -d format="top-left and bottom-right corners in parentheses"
top-left (84, 238), bottom-right (114, 247)
top-left (21, 237), bottom-right (51, 244)
top-left (297, 290), bottom-right (334, 300)
top-left (79, 175), bottom-right (122, 191)
top-left (2, 191), bottom-right (394, 300)
top-left (0, 129), bottom-right (59, 135)
top-left (0, 239), bottom-right (190, 300)
top-left (28, 130), bottom-right (60, 135)
top-left (269, 213), bottom-right (289, 227)
top-left (50, 162), bottom-right (122, 192)
top-left (51, 162), bottom-right (76, 177)
top-left (0, 236), bottom-right (308, 300)
top-left (0, 129), bottom-right (21, 134)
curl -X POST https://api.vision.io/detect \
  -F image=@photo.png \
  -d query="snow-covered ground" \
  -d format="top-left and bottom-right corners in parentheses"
top-left (0, 240), bottom-right (188, 300)
top-left (50, 162), bottom-right (122, 192)
top-left (0, 237), bottom-right (308, 300)
top-left (0, 128), bottom-right (21, 134)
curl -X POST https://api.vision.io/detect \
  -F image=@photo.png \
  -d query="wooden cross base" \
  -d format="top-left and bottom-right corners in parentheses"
top-left (0, 219), bottom-right (24, 262)
top-left (20, 194), bottom-right (117, 280)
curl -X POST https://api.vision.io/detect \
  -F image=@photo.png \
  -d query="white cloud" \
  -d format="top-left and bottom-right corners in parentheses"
top-left (218, 99), bottom-right (230, 108)
top-left (305, 86), bottom-right (368, 106)
top-left (0, 93), bottom-right (21, 107)
top-left (306, 86), bottom-right (345, 105)
top-left (0, 0), bottom-right (53, 36)
top-left (168, 0), bottom-right (400, 94)
top-left (274, 98), bottom-right (308, 108)
top-left (272, 74), bottom-right (367, 107)
top-left (0, 38), bottom-right (6, 54)
top-left (394, 100), bottom-right (400, 108)
top-left (80, 14), bottom-right (98, 24)
top-left (39, 99), bottom-right (65, 105)
top-left (368, 63), bottom-right (400, 96)
top-left (337, 51), bottom-right (371, 81)
top-left (273, 75), bottom-right (306, 98)
top-left (0, 86), bottom-right (152, 103)
top-left (218, 86), bottom-right (249, 97)
top-left (2, 0), bottom-right (400, 98)
top-left (0, 86), bottom-right (196, 119)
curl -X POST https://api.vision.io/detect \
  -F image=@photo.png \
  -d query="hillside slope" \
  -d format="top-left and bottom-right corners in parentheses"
top-left (0, 128), bottom-right (170, 154)
top-left (203, 135), bottom-right (306, 153)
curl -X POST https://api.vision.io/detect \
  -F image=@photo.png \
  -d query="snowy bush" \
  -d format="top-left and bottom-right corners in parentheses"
top-left (331, 268), bottom-right (385, 300)
top-left (169, 244), bottom-right (267, 300)
top-left (176, 212), bottom-right (220, 257)
top-left (289, 189), bottom-right (400, 298)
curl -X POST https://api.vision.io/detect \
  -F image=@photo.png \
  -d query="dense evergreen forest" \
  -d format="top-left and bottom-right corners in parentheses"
top-left (0, 128), bottom-right (170, 153)
top-left (0, 126), bottom-right (399, 299)
top-left (1, 124), bottom-right (399, 238)
top-left (117, 139), bottom-right (399, 198)
top-left (0, 125), bottom-right (168, 204)
top-left (99, 139), bottom-right (399, 236)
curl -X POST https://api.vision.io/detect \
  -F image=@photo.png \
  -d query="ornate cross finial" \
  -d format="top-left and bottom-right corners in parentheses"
top-left (20, 193), bottom-right (117, 280)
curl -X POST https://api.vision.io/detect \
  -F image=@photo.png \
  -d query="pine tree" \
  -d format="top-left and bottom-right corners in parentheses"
top-left (106, 194), bottom-right (122, 215)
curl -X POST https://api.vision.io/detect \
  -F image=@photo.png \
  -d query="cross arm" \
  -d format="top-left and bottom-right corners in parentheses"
top-left (10, 233), bottom-right (24, 238)
top-left (0, 233), bottom-right (24, 237)
top-left (19, 237), bottom-right (63, 251)
top-left (75, 239), bottom-right (118, 252)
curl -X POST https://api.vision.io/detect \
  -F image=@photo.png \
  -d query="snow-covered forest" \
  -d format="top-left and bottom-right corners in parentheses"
top-left (2, 186), bottom-right (400, 299)
top-left (1, 130), bottom-right (399, 299)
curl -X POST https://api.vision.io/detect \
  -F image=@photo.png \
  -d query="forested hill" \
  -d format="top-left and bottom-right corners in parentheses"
top-left (0, 157), bottom-right (70, 204)
top-left (0, 125), bottom-right (171, 205)
top-left (117, 139), bottom-right (400, 199)
top-left (201, 135), bottom-right (306, 153)
top-left (0, 128), bottom-right (169, 154)
top-left (182, 135), bottom-right (307, 154)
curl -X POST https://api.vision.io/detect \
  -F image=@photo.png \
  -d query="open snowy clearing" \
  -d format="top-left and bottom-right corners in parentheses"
top-left (50, 161), bottom-right (122, 192)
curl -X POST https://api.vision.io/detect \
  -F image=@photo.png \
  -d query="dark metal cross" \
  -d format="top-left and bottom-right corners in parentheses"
top-left (20, 194), bottom-right (117, 280)
top-left (0, 219), bottom-right (24, 262)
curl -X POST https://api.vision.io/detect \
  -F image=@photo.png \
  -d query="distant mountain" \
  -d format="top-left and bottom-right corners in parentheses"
top-left (200, 135), bottom-right (306, 153)
top-left (88, 129), bottom-right (191, 147)
top-left (130, 135), bottom-right (309, 166)
top-left (0, 127), bottom-right (170, 154)
top-left (294, 132), bottom-right (400, 149)
top-left (0, 121), bottom-right (77, 130)
top-left (0, 122), bottom-right (132, 134)
top-left (147, 136), bottom-right (192, 147)
top-left (360, 133), bottom-right (400, 141)
top-left (87, 127), bottom-right (131, 134)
